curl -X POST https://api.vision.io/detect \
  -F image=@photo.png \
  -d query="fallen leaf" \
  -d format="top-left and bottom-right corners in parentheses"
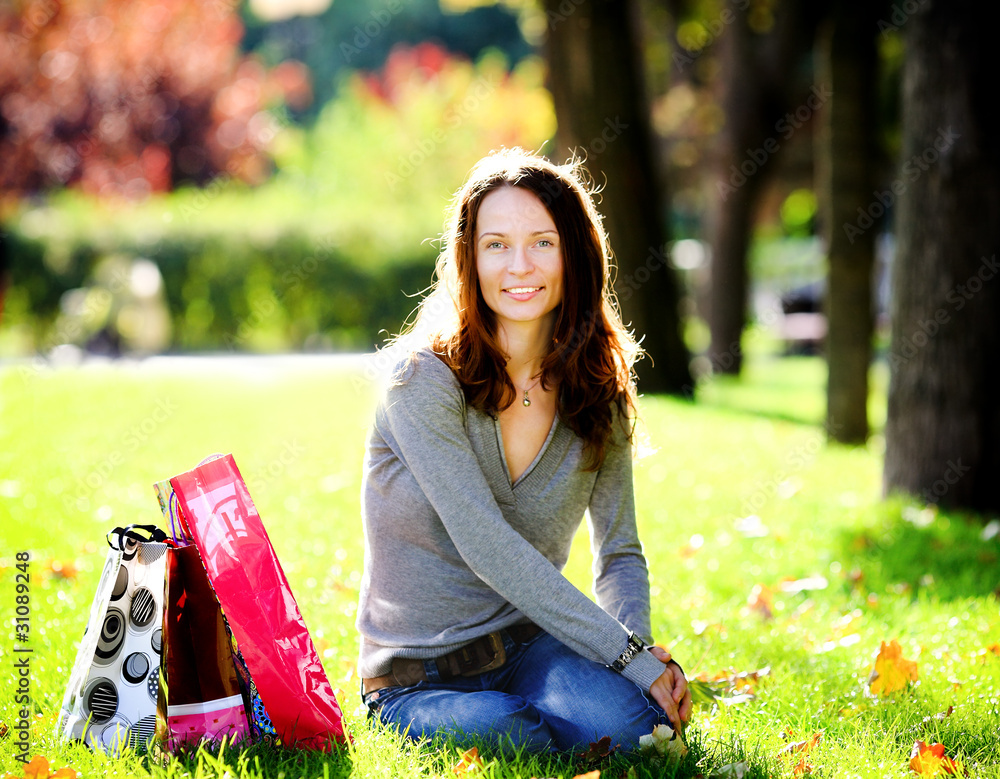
top-left (579, 736), bottom-right (617, 764)
top-left (453, 746), bottom-right (483, 774)
top-left (23, 757), bottom-right (50, 779)
top-left (43, 559), bottom-right (79, 581)
top-left (779, 575), bottom-right (828, 594)
top-left (909, 741), bottom-right (963, 776)
top-left (572, 773), bottom-right (601, 779)
top-left (0, 722), bottom-right (7, 739)
top-left (745, 584), bottom-right (774, 620)
top-left (779, 731), bottom-right (822, 756)
top-left (792, 757), bottom-right (813, 776)
top-left (50, 770), bottom-right (79, 779)
top-left (868, 640), bottom-right (918, 695)
top-left (921, 706), bottom-right (954, 725)
top-left (639, 723), bottom-right (688, 761)
top-left (713, 762), bottom-right (747, 779)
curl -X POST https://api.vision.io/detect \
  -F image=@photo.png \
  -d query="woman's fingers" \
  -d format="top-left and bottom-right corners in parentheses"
top-left (649, 672), bottom-right (682, 731)
top-left (648, 645), bottom-right (672, 665)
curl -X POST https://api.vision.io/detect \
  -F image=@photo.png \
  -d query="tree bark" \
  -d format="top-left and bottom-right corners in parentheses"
top-left (544, 0), bottom-right (692, 394)
top-left (817, 4), bottom-right (878, 444)
top-left (883, 0), bottom-right (1000, 513)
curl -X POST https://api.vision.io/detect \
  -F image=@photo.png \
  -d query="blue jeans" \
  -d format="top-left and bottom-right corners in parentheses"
top-left (363, 629), bottom-right (669, 753)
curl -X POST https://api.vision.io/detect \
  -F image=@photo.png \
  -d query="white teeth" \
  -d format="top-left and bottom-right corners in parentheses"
top-left (505, 287), bottom-right (541, 294)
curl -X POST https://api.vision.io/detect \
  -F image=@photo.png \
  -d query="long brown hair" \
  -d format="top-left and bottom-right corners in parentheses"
top-left (411, 148), bottom-right (642, 469)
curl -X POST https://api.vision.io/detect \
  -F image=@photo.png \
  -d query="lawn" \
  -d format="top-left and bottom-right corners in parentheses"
top-left (1, 352), bottom-right (999, 778)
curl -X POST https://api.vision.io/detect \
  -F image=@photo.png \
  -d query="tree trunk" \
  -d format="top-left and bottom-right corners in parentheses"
top-left (705, 0), bottom-right (821, 376)
top-left (706, 0), bottom-right (763, 376)
top-left (883, 0), bottom-right (1000, 513)
top-left (544, 0), bottom-right (692, 394)
top-left (817, 4), bottom-right (878, 444)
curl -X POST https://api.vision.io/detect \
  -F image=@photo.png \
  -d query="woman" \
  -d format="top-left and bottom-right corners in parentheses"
top-left (356, 148), bottom-right (692, 752)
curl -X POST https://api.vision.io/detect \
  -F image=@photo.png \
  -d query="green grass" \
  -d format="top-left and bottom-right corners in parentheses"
top-left (2, 354), bottom-right (999, 778)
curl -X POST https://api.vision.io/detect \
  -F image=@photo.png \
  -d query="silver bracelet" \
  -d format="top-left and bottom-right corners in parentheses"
top-left (608, 630), bottom-right (645, 673)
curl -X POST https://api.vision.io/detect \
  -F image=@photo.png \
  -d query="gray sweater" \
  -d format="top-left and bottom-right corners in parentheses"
top-left (356, 347), bottom-right (665, 692)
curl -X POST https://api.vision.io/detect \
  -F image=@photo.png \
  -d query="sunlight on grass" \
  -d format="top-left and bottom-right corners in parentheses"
top-left (1, 354), bottom-right (998, 778)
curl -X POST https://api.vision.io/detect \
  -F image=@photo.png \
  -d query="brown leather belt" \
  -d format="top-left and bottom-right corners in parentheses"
top-left (363, 622), bottom-right (542, 695)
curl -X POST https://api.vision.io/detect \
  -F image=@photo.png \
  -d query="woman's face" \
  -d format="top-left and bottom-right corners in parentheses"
top-left (474, 185), bottom-right (564, 335)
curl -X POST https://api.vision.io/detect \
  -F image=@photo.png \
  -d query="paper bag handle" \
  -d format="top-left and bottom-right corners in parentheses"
top-left (107, 524), bottom-right (168, 551)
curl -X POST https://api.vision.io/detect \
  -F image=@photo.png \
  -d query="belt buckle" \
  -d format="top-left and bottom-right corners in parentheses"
top-left (463, 631), bottom-right (506, 675)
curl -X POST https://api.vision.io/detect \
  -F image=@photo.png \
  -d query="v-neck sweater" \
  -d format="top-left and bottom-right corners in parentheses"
top-left (355, 347), bottom-right (665, 692)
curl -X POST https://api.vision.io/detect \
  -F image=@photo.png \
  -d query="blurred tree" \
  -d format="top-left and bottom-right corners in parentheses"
top-left (884, 0), bottom-right (1000, 514)
top-left (543, 0), bottom-right (692, 394)
top-left (816, 1), bottom-right (881, 444)
top-left (0, 0), bottom-right (301, 198)
top-left (703, 0), bottom-right (820, 375)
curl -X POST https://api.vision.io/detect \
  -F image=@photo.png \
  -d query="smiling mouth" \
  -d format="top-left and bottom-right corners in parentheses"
top-left (504, 286), bottom-right (543, 294)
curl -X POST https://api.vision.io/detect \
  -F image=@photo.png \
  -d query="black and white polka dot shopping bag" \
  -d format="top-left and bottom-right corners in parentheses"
top-left (56, 525), bottom-right (168, 754)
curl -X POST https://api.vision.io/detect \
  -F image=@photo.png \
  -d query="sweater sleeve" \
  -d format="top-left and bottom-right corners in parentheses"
top-left (377, 351), bottom-right (664, 692)
top-left (587, 419), bottom-right (654, 644)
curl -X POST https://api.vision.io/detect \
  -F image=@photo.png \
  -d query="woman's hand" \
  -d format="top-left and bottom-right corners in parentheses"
top-left (647, 645), bottom-right (693, 732)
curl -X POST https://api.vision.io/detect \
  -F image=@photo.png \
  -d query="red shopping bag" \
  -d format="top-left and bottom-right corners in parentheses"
top-left (169, 455), bottom-right (346, 749)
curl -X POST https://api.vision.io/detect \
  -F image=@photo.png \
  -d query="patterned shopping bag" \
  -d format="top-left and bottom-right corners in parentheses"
top-left (57, 526), bottom-right (168, 753)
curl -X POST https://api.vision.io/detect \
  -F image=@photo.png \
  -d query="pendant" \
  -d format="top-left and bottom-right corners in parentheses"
top-left (523, 390), bottom-right (531, 407)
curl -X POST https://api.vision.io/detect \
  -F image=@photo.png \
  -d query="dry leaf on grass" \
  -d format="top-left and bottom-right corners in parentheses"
top-left (868, 640), bottom-right (918, 695)
top-left (909, 741), bottom-right (964, 776)
top-left (639, 723), bottom-right (688, 761)
top-left (712, 761), bottom-right (748, 779)
top-left (453, 746), bottom-right (484, 774)
top-left (778, 731), bottom-right (822, 776)
top-left (4, 757), bottom-right (79, 779)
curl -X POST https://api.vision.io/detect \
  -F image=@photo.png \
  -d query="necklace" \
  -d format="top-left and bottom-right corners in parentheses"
top-left (519, 374), bottom-right (543, 407)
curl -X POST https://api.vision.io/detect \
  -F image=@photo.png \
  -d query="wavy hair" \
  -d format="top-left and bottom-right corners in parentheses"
top-left (407, 148), bottom-right (642, 470)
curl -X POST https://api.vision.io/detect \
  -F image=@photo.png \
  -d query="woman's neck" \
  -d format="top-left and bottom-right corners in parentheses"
top-left (498, 319), bottom-right (553, 385)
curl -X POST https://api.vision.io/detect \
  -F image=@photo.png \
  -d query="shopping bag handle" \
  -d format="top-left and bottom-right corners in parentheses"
top-left (107, 524), bottom-right (169, 551)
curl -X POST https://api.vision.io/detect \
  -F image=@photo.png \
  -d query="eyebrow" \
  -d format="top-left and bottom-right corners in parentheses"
top-left (478, 230), bottom-right (558, 239)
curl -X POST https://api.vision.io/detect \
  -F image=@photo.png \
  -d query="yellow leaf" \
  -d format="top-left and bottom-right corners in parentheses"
top-left (572, 772), bottom-right (602, 779)
top-left (23, 757), bottom-right (50, 779)
top-left (51, 769), bottom-right (80, 779)
top-left (868, 640), bottom-right (918, 695)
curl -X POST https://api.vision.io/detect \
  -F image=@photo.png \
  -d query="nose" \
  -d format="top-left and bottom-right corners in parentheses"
top-left (508, 245), bottom-right (532, 275)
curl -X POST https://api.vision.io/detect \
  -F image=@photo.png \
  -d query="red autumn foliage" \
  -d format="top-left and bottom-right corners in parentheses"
top-left (0, 0), bottom-right (310, 199)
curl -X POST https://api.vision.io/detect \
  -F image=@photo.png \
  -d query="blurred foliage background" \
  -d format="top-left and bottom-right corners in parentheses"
top-left (2, 0), bottom-right (998, 513)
